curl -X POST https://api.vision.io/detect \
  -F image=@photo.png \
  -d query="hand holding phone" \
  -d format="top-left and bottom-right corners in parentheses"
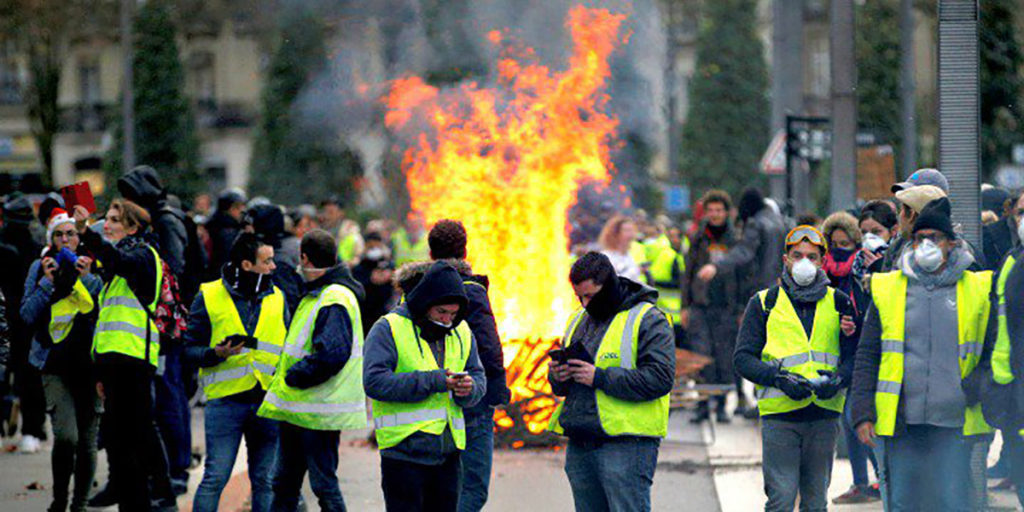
top-left (214, 336), bottom-right (245, 358)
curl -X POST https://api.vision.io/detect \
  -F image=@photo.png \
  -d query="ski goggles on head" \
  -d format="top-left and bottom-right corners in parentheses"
top-left (785, 225), bottom-right (828, 251)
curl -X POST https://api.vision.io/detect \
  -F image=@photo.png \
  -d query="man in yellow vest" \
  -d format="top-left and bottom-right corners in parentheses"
top-left (851, 198), bottom-right (992, 510)
top-left (547, 252), bottom-right (675, 512)
top-left (979, 235), bottom-right (1024, 507)
top-left (184, 232), bottom-right (288, 512)
top-left (391, 214), bottom-right (430, 267)
top-left (364, 260), bottom-right (486, 511)
top-left (733, 225), bottom-right (858, 512)
top-left (256, 229), bottom-right (367, 511)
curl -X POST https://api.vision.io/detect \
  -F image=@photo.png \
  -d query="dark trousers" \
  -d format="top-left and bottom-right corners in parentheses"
top-left (458, 412), bottom-right (494, 512)
top-left (271, 423), bottom-right (346, 512)
top-left (761, 417), bottom-right (839, 512)
top-left (99, 362), bottom-right (171, 510)
top-left (381, 453), bottom-right (461, 512)
top-left (841, 400), bottom-right (878, 486)
top-left (883, 425), bottom-right (970, 511)
top-left (13, 350), bottom-right (46, 438)
top-left (564, 436), bottom-right (660, 512)
top-left (153, 346), bottom-right (192, 486)
top-left (690, 306), bottom-right (739, 412)
top-left (42, 373), bottom-right (100, 510)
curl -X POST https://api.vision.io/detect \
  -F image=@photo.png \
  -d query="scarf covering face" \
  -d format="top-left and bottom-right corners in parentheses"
top-left (583, 273), bottom-right (623, 321)
top-left (823, 248), bottom-right (856, 279)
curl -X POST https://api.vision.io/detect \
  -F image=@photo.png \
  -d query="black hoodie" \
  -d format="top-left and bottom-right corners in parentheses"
top-left (118, 166), bottom-right (189, 278)
top-left (284, 264), bottom-right (366, 390)
top-left (548, 278), bottom-right (676, 440)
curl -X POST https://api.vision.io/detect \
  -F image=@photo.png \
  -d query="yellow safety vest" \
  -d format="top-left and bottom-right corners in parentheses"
top-left (258, 283), bottom-right (366, 431)
top-left (392, 229), bottom-right (429, 267)
top-left (371, 313), bottom-right (472, 450)
top-left (992, 254), bottom-right (1017, 385)
top-left (643, 234), bottom-right (671, 264)
top-left (337, 233), bottom-right (359, 264)
top-left (649, 247), bottom-right (684, 323)
top-left (92, 245), bottom-right (162, 367)
top-left (548, 303), bottom-right (671, 438)
top-left (870, 270), bottom-right (992, 437)
top-left (49, 279), bottom-right (95, 344)
top-left (199, 280), bottom-right (286, 400)
top-left (756, 287), bottom-right (844, 416)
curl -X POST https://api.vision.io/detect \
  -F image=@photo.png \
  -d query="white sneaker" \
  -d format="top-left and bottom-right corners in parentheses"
top-left (18, 435), bottom-right (40, 454)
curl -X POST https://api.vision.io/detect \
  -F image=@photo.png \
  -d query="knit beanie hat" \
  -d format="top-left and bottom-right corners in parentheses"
top-left (912, 197), bottom-right (955, 239)
top-left (46, 208), bottom-right (75, 243)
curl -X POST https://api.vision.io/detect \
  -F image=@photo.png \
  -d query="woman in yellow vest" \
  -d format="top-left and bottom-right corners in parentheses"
top-left (73, 200), bottom-right (174, 510)
top-left (257, 229), bottom-right (368, 512)
top-left (21, 207), bottom-right (102, 512)
top-left (733, 225), bottom-right (859, 512)
top-left (363, 260), bottom-right (485, 512)
top-left (851, 198), bottom-right (993, 511)
top-left (185, 232), bottom-right (288, 512)
top-left (547, 252), bottom-right (676, 512)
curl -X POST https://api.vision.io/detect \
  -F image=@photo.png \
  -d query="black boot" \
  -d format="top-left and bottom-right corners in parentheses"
top-left (690, 401), bottom-right (710, 424)
top-left (87, 484), bottom-right (117, 508)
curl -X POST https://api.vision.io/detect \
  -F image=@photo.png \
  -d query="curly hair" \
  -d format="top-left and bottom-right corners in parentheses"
top-left (428, 219), bottom-right (468, 260)
top-left (701, 189), bottom-right (732, 211)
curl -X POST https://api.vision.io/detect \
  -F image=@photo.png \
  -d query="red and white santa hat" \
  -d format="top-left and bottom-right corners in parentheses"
top-left (46, 208), bottom-right (75, 242)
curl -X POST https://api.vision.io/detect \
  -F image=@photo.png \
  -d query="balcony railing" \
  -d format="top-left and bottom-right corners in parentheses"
top-left (58, 100), bottom-right (256, 133)
top-left (59, 103), bottom-right (111, 133)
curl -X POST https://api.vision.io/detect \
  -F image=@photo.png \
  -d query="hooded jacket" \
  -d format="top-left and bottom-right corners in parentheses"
top-left (283, 264), bottom-right (365, 390)
top-left (715, 205), bottom-right (788, 301)
top-left (363, 261), bottom-right (486, 464)
top-left (547, 277), bottom-right (676, 440)
top-left (394, 259), bottom-right (510, 415)
top-left (204, 210), bottom-right (244, 282)
top-left (118, 166), bottom-right (188, 277)
top-left (183, 263), bottom-right (292, 402)
top-left (850, 243), bottom-right (984, 432)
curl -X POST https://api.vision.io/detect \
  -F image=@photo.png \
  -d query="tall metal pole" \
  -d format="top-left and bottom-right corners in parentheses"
top-left (938, 0), bottom-right (981, 247)
top-left (899, 0), bottom-right (917, 177)
top-left (830, 0), bottom-right (857, 212)
top-left (770, 0), bottom-right (804, 203)
top-left (121, 0), bottom-right (135, 172)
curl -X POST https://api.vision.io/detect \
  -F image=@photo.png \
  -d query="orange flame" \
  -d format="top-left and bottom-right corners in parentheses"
top-left (384, 6), bottom-right (626, 436)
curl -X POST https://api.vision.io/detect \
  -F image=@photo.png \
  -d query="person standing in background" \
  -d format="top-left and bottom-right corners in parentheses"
top-left (682, 190), bottom-right (742, 422)
top-left (598, 215), bottom-right (643, 283)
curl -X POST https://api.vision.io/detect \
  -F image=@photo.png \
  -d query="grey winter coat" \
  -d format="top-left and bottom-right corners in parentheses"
top-left (715, 208), bottom-right (787, 300)
top-left (548, 278), bottom-right (676, 440)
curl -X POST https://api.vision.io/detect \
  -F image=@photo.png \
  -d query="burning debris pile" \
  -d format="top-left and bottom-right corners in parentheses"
top-left (384, 6), bottom-right (626, 446)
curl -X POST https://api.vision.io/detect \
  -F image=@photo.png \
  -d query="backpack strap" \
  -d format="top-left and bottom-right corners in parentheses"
top-left (762, 285), bottom-right (780, 316)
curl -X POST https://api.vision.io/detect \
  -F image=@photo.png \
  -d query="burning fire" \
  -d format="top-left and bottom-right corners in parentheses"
top-left (384, 6), bottom-right (626, 439)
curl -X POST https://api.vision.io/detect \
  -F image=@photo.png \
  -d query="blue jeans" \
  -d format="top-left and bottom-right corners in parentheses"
top-left (458, 411), bottom-right (495, 512)
top-left (884, 426), bottom-right (970, 511)
top-left (564, 436), bottom-right (659, 512)
top-left (271, 423), bottom-right (346, 512)
top-left (193, 397), bottom-right (279, 512)
top-left (154, 345), bottom-right (192, 487)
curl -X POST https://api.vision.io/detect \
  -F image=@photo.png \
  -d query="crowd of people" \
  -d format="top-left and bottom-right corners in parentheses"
top-left (0, 162), bottom-right (1021, 512)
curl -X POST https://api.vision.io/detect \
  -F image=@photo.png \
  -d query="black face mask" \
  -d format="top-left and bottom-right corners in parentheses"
top-left (583, 275), bottom-right (622, 321)
top-left (415, 318), bottom-right (453, 343)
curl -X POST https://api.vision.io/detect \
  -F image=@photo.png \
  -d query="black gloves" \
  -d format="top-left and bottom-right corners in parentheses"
top-left (811, 370), bottom-right (844, 400)
top-left (52, 263), bottom-right (78, 301)
top-left (773, 370), bottom-right (813, 401)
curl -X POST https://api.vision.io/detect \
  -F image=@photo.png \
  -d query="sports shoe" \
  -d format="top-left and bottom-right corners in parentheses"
top-left (18, 435), bottom-right (41, 454)
top-left (832, 485), bottom-right (881, 505)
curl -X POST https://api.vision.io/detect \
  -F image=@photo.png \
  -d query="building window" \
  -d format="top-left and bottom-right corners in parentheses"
top-left (0, 41), bottom-right (22, 105)
top-left (189, 51), bottom-right (216, 103)
top-left (78, 59), bottom-right (101, 105)
top-left (807, 35), bottom-right (830, 99)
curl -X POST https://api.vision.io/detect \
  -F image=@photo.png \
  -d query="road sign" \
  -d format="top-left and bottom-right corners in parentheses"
top-left (760, 130), bottom-right (786, 175)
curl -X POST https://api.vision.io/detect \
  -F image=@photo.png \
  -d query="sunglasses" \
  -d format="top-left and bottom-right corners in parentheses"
top-left (785, 226), bottom-right (828, 250)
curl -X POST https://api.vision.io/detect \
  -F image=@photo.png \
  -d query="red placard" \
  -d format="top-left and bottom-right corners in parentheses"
top-left (60, 181), bottom-right (96, 214)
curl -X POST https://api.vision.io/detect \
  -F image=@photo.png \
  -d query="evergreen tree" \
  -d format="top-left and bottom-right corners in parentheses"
top-left (856, 0), bottom-right (901, 159)
top-left (248, 8), bottom-right (362, 205)
top-left (981, 0), bottom-right (1023, 179)
top-left (104, 1), bottom-right (201, 198)
top-left (679, 0), bottom-right (770, 197)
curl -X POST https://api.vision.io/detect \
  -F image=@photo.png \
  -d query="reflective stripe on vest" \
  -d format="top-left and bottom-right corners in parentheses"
top-left (49, 279), bottom-right (95, 344)
top-left (755, 287), bottom-right (844, 416)
top-left (870, 269), bottom-right (993, 437)
top-left (548, 303), bottom-right (671, 438)
top-left (993, 255), bottom-right (1017, 384)
top-left (92, 245), bottom-right (162, 367)
top-left (198, 280), bottom-right (287, 400)
top-left (257, 283), bottom-right (366, 431)
top-left (371, 313), bottom-right (472, 450)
